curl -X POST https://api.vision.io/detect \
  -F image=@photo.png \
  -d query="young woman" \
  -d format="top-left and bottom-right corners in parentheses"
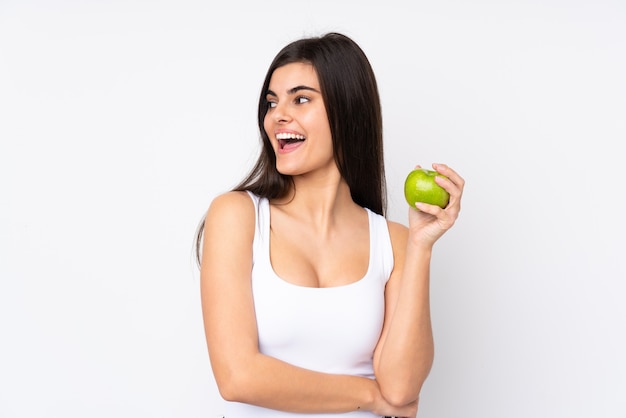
top-left (197, 32), bottom-right (464, 418)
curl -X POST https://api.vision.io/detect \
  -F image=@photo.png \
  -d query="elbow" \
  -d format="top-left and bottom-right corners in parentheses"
top-left (214, 367), bottom-right (252, 403)
top-left (376, 356), bottom-right (433, 406)
top-left (216, 378), bottom-right (238, 403)
top-left (380, 386), bottom-right (421, 408)
top-left (211, 350), bottom-right (264, 403)
top-left (377, 367), bottom-right (431, 407)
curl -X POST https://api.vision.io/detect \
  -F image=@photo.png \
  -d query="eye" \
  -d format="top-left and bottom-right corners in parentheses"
top-left (266, 100), bottom-right (277, 109)
top-left (295, 96), bottom-right (310, 104)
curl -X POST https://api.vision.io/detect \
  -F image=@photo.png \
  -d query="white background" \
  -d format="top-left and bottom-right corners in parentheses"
top-left (1, 0), bottom-right (625, 417)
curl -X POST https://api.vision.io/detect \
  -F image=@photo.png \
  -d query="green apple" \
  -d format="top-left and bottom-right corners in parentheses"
top-left (404, 168), bottom-right (450, 209)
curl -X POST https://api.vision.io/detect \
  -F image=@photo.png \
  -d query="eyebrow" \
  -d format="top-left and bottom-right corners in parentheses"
top-left (266, 85), bottom-right (321, 96)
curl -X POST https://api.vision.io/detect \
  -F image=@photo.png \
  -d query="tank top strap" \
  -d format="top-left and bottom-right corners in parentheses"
top-left (246, 191), bottom-right (270, 266)
top-left (366, 208), bottom-right (395, 284)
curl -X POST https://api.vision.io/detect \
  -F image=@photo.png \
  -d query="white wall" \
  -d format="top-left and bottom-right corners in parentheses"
top-left (1, 1), bottom-right (624, 417)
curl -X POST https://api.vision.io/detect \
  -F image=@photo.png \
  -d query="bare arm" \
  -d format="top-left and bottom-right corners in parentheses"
top-left (373, 225), bottom-right (435, 407)
top-left (200, 191), bottom-right (416, 416)
top-left (373, 163), bottom-right (464, 406)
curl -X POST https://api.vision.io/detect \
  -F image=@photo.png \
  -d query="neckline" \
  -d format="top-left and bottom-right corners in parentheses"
top-left (264, 201), bottom-right (374, 290)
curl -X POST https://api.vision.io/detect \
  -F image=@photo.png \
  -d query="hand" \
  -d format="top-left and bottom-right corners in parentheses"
top-left (408, 163), bottom-right (464, 248)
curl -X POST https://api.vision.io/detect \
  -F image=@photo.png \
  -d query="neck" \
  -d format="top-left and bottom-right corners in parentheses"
top-left (273, 171), bottom-right (358, 230)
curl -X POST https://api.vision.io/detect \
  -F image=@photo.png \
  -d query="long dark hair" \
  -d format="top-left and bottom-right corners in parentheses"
top-left (196, 32), bottom-right (386, 265)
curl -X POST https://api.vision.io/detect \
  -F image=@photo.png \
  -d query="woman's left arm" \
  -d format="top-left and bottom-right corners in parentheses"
top-left (373, 163), bottom-right (465, 407)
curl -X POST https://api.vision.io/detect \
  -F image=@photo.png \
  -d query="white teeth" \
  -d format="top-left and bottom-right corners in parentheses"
top-left (276, 133), bottom-right (305, 140)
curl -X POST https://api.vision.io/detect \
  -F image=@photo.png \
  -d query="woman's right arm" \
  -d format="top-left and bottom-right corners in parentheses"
top-left (200, 192), bottom-right (415, 416)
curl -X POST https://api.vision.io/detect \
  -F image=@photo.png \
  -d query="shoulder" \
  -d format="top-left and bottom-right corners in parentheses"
top-left (204, 191), bottom-right (256, 238)
top-left (386, 219), bottom-right (408, 264)
top-left (207, 190), bottom-right (255, 215)
top-left (386, 219), bottom-right (408, 246)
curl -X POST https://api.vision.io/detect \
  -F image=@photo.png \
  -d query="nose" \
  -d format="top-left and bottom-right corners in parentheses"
top-left (271, 101), bottom-right (292, 124)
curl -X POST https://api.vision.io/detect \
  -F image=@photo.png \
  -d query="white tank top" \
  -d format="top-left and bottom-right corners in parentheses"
top-left (224, 192), bottom-right (394, 418)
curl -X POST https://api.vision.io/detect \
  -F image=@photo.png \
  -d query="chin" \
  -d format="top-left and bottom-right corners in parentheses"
top-left (276, 166), bottom-right (300, 176)
top-left (275, 158), bottom-right (298, 175)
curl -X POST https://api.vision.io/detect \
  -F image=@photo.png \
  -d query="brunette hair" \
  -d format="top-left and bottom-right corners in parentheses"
top-left (196, 32), bottom-right (386, 264)
top-left (237, 32), bottom-right (385, 212)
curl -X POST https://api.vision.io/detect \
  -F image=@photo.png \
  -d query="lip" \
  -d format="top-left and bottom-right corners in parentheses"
top-left (274, 129), bottom-right (306, 154)
top-left (275, 128), bottom-right (305, 137)
top-left (277, 139), bottom-right (305, 154)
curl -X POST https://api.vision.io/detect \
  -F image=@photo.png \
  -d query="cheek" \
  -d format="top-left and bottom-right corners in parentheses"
top-left (263, 116), bottom-right (274, 144)
top-left (312, 117), bottom-right (333, 148)
top-left (305, 110), bottom-right (331, 137)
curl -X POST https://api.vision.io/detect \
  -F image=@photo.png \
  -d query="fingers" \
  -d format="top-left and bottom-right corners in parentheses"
top-left (413, 201), bottom-right (456, 230)
top-left (413, 201), bottom-right (443, 215)
top-left (411, 162), bottom-right (463, 226)
top-left (406, 164), bottom-right (463, 245)
top-left (432, 163), bottom-right (464, 213)
top-left (432, 163), bottom-right (465, 195)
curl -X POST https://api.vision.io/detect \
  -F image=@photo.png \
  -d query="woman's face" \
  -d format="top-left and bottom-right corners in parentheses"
top-left (264, 62), bottom-right (335, 177)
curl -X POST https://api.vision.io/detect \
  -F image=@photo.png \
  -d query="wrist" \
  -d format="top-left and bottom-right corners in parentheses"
top-left (360, 378), bottom-right (381, 412)
top-left (407, 239), bottom-right (433, 257)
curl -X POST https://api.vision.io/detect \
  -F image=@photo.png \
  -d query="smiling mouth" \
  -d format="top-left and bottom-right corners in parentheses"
top-left (276, 133), bottom-right (306, 149)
